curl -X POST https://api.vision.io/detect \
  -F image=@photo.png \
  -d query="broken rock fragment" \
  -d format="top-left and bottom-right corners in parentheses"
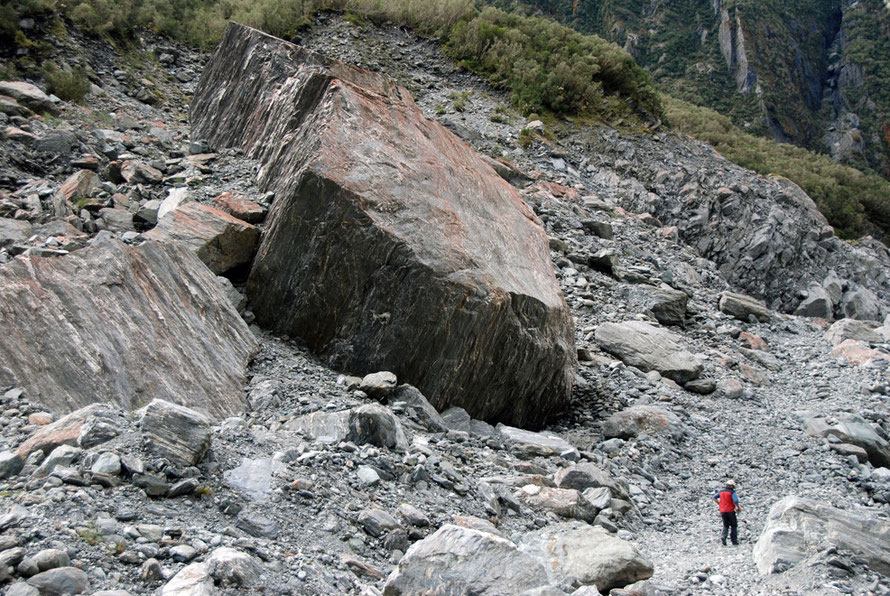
top-left (138, 399), bottom-right (212, 467)
top-left (144, 202), bottom-right (259, 275)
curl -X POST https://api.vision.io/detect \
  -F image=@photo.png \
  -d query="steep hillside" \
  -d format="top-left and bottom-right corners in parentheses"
top-left (0, 11), bottom-right (889, 596)
top-left (497, 0), bottom-right (890, 178)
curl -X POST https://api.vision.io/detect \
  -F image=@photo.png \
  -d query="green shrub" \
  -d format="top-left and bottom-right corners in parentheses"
top-left (490, 112), bottom-right (507, 123)
top-left (44, 64), bottom-right (91, 103)
top-left (450, 90), bottom-right (470, 111)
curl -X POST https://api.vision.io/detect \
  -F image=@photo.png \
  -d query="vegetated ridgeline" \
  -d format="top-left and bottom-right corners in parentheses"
top-left (495, 0), bottom-right (890, 180)
top-left (0, 6), bottom-right (889, 596)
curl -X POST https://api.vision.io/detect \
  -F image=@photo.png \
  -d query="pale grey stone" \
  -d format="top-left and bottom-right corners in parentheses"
top-left (718, 291), bottom-right (771, 322)
top-left (223, 458), bottom-right (286, 503)
top-left (595, 321), bottom-right (702, 383)
top-left (358, 509), bottom-right (402, 537)
top-left (383, 525), bottom-right (550, 595)
top-left (138, 399), bottom-right (211, 467)
top-left (824, 318), bottom-right (881, 346)
top-left (31, 548), bottom-right (69, 572)
top-left (389, 385), bottom-right (448, 433)
top-left (359, 371), bottom-right (398, 398)
top-left (619, 284), bottom-right (688, 326)
top-left (90, 452), bottom-right (121, 475)
top-left (160, 563), bottom-right (213, 596)
top-left (205, 547), bottom-right (261, 587)
top-left (26, 567), bottom-right (90, 595)
top-left (348, 404), bottom-right (408, 451)
top-left (753, 496), bottom-right (890, 575)
top-left (0, 451), bottom-right (24, 479)
top-left (601, 405), bottom-right (684, 441)
top-left (498, 424), bottom-right (579, 460)
top-left (519, 522), bottom-right (653, 592)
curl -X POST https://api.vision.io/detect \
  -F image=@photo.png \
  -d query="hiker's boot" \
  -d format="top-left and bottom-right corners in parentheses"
top-left (721, 538), bottom-right (726, 546)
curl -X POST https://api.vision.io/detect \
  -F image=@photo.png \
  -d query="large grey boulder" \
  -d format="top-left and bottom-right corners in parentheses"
top-left (0, 218), bottom-right (33, 248)
top-left (0, 240), bottom-right (256, 419)
top-left (138, 399), bottom-right (212, 467)
top-left (803, 415), bottom-right (890, 468)
top-left (160, 563), bottom-right (214, 595)
top-left (15, 404), bottom-right (123, 459)
top-left (718, 291), bottom-right (771, 322)
top-left (554, 463), bottom-right (630, 502)
top-left (753, 496), bottom-right (890, 575)
top-left (519, 522), bottom-right (654, 591)
top-left (602, 405), bottom-right (684, 441)
top-left (0, 81), bottom-right (59, 115)
top-left (286, 410), bottom-right (351, 444)
top-left (497, 424), bottom-right (579, 460)
top-left (841, 286), bottom-right (883, 321)
top-left (594, 321), bottom-right (702, 383)
top-left (205, 547), bottom-right (261, 587)
top-left (287, 405), bottom-right (408, 450)
top-left (382, 525), bottom-right (550, 595)
top-left (793, 284), bottom-right (833, 319)
top-left (348, 403), bottom-right (408, 451)
top-left (388, 385), bottom-right (448, 433)
top-left (191, 23), bottom-right (575, 428)
top-left (619, 284), bottom-right (688, 326)
top-left (223, 458), bottom-right (287, 503)
top-left (144, 202), bottom-right (259, 275)
top-left (823, 318), bottom-right (882, 346)
top-left (26, 567), bottom-right (89, 595)
top-left (517, 485), bottom-right (598, 522)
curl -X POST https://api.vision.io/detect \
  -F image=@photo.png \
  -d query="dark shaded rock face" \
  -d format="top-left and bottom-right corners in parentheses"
top-left (191, 23), bottom-right (575, 428)
top-left (0, 239), bottom-right (257, 420)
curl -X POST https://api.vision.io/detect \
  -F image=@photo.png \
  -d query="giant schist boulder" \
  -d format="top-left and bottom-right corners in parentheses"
top-left (0, 239), bottom-right (257, 419)
top-left (190, 23), bottom-right (575, 427)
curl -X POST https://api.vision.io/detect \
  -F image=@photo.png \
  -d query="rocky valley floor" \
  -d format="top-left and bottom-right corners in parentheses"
top-left (0, 13), bottom-right (889, 596)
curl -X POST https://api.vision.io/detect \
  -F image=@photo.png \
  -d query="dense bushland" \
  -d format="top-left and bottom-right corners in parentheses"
top-left (1, 0), bottom-right (663, 123)
top-left (666, 96), bottom-right (890, 242)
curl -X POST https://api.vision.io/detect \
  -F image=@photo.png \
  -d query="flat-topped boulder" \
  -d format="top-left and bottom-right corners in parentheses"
top-left (0, 239), bottom-right (257, 419)
top-left (595, 321), bottom-right (702, 383)
top-left (191, 23), bottom-right (575, 427)
top-left (719, 291), bottom-right (771, 323)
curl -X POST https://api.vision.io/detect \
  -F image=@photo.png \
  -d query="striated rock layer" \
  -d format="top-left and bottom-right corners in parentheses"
top-left (0, 239), bottom-right (257, 420)
top-left (191, 24), bottom-right (575, 427)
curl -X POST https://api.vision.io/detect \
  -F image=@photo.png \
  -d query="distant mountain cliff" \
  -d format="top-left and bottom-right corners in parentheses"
top-left (494, 0), bottom-right (890, 178)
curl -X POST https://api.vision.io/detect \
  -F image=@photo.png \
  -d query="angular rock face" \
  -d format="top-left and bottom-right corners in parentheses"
top-left (718, 291), bottom-right (771, 322)
top-left (823, 318), bottom-right (881, 346)
top-left (595, 321), bottom-right (702, 383)
top-left (602, 405), bottom-right (684, 441)
top-left (382, 525), bottom-right (550, 595)
top-left (519, 522), bottom-right (654, 591)
top-left (619, 284), bottom-right (687, 326)
top-left (0, 240), bottom-right (257, 419)
top-left (803, 415), bottom-right (890, 467)
top-left (191, 23), bottom-right (575, 428)
top-left (138, 399), bottom-right (212, 467)
top-left (144, 202), bottom-right (259, 275)
top-left (753, 496), bottom-right (890, 575)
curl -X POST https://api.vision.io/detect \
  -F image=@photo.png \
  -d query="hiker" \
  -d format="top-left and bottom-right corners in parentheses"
top-left (713, 480), bottom-right (741, 545)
